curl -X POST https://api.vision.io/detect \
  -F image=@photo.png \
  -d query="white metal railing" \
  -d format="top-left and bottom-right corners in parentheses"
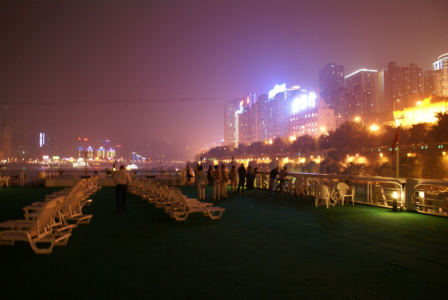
top-left (412, 181), bottom-right (448, 216)
top-left (0, 170), bottom-right (26, 187)
top-left (255, 171), bottom-right (408, 209)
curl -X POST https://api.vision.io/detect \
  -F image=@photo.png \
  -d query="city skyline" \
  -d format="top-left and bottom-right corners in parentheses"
top-left (1, 0), bottom-right (447, 160)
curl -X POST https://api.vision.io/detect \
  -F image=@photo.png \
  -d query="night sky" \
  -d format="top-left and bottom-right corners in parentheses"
top-left (1, 0), bottom-right (447, 158)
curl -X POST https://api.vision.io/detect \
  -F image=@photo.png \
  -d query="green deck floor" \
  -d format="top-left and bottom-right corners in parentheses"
top-left (1, 186), bottom-right (447, 299)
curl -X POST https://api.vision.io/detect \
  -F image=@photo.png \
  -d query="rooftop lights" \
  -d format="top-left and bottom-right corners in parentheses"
top-left (344, 69), bottom-right (378, 79)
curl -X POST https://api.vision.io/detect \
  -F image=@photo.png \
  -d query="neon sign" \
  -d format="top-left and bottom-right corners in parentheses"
top-left (292, 92), bottom-right (317, 114)
top-left (269, 84), bottom-right (286, 99)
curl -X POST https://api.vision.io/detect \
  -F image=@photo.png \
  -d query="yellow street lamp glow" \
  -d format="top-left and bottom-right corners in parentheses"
top-left (393, 191), bottom-right (398, 199)
top-left (380, 153), bottom-right (383, 157)
top-left (370, 124), bottom-right (378, 131)
top-left (419, 191), bottom-right (425, 199)
top-left (443, 151), bottom-right (446, 156)
top-left (321, 126), bottom-right (325, 131)
top-left (355, 117), bottom-right (360, 122)
top-left (417, 101), bottom-right (421, 105)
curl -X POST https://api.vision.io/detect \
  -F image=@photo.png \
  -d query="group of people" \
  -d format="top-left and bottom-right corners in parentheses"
top-left (269, 166), bottom-right (289, 194)
top-left (186, 163), bottom-right (260, 201)
top-left (193, 164), bottom-right (229, 200)
top-left (235, 164), bottom-right (258, 192)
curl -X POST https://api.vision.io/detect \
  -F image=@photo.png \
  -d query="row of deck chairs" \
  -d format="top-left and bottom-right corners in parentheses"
top-left (130, 178), bottom-right (225, 221)
top-left (0, 177), bottom-right (101, 254)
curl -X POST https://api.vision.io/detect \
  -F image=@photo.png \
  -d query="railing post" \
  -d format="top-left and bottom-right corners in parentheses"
top-left (405, 178), bottom-right (418, 212)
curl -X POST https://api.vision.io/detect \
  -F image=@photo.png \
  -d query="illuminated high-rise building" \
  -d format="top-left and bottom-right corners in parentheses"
top-left (86, 146), bottom-right (94, 158)
top-left (97, 147), bottom-right (106, 158)
top-left (433, 53), bottom-right (448, 97)
top-left (424, 70), bottom-right (440, 96)
top-left (289, 91), bottom-right (336, 138)
top-left (106, 148), bottom-right (116, 159)
top-left (319, 63), bottom-right (345, 114)
top-left (344, 69), bottom-right (378, 117)
top-left (223, 99), bottom-right (240, 145)
top-left (250, 94), bottom-right (267, 142)
top-left (235, 97), bottom-right (251, 145)
top-left (380, 61), bottom-right (423, 112)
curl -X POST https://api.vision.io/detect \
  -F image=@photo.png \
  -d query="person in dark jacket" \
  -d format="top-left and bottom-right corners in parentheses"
top-left (269, 167), bottom-right (279, 191)
top-left (207, 165), bottom-right (213, 187)
top-left (237, 164), bottom-right (246, 192)
top-left (246, 166), bottom-right (253, 190)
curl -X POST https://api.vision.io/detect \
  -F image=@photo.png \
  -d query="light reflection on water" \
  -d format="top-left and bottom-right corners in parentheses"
top-left (1, 164), bottom-right (112, 177)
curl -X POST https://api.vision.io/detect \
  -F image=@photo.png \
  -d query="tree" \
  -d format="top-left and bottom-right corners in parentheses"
top-left (291, 135), bottom-right (316, 152)
top-left (271, 137), bottom-right (291, 154)
top-left (332, 121), bottom-right (369, 149)
top-left (247, 141), bottom-right (265, 155)
top-left (407, 123), bottom-right (430, 145)
top-left (378, 125), bottom-right (398, 148)
top-left (430, 112), bottom-right (448, 143)
top-left (317, 133), bottom-right (331, 150)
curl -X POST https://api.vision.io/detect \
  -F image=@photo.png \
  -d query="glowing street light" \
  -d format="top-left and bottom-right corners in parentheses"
top-left (354, 116), bottom-right (364, 127)
top-left (370, 124), bottom-right (378, 131)
top-left (394, 99), bottom-right (400, 111)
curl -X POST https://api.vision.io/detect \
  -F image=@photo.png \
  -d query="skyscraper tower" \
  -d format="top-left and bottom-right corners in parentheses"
top-left (344, 69), bottom-right (378, 117)
top-left (223, 99), bottom-right (240, 145)
top-left (433, 53), bottom-right (448, 97)
top-left (380, 61), bottom-right (423, 112)
top-left (319, 63), bottom-right (345, 114)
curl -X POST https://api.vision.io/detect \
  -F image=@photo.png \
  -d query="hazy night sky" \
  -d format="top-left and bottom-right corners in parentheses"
top-left (1, 0), bottom-right (447, 158)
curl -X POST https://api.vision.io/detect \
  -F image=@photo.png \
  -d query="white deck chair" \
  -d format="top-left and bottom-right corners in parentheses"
top-left (164, 187), bottom-right (213, 213)
top-left (154, 185), bottom-right (174, 208)
top-left (335, 182), bottom-right (354, 206)
top-left (56, 191), bottom-right (93, 228)
top-left (0, 198), bottom-right (72, 254)
top-left (167, 188), bottom-right (225, 221)
top-left (1, 176), bottom-right (11, 188)
top-left (315, 183), bottom-right (331, 208)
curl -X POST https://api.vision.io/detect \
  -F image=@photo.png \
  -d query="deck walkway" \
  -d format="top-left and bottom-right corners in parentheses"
top-left (1, 186), bottom-right (447, 299)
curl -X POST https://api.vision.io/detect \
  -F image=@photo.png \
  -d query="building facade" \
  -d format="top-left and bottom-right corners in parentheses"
top-left (319, 63), bottom-right (345, 114)
top-left (289, 92), bottom-right (336, 138)
top-left (380, 61), bottom-right (423, 112)
top-left (433, 53), bottom-right (448, 97)
top-left (223, 99), bottom-right (240, 145)
top-left (344, 69), bottom-right (378, 117)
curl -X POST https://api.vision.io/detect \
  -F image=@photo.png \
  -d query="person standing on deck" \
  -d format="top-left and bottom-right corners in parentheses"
top-left (186, 164), bottom-right (192, 186)
top-left (237, 164), bottom-right (246, 193)
top-left (220, 165), bottom-right (229, 199)
top-left (207, 165), bottom-right (213, 187)
top-left (269, 167), bottom-right (279, 191)
top-left (229, 165), bottom-right (237, 192)
top-left (212, 165), bottom-right (222, 200)
top-left (113, 165), bottom-right (133, 211)
top-left (279, 166), bottom-right (288, 194)
top-left (196, 165), bottom-right (206, 200)
top-left (246, 166), bottom-right (253, 190)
